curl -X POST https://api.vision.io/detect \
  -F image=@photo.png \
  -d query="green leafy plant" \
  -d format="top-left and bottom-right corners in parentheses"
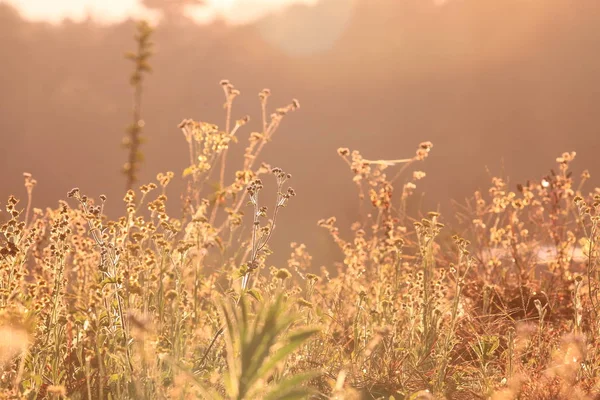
top-left (219, 294), bottom-right (320, 400)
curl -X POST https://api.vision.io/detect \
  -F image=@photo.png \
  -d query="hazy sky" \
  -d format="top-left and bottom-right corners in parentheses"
top-left (1, 0), bottom-right (319, 24)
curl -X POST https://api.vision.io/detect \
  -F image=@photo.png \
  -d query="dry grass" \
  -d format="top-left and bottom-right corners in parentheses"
top-left (1, 82), bottom-right (600, 400)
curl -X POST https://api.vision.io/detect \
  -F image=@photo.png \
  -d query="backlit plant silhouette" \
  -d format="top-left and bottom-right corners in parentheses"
top-left (1, 78), bottom-right (600, 400)
top-left (123, 20), bottom-right (154, 191)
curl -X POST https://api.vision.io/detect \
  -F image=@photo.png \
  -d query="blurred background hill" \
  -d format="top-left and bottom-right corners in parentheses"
top-left (1, 0), bottom-right (599, 267)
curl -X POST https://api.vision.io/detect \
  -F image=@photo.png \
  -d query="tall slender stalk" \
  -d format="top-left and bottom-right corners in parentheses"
top-left (123, 21), bottom-right (153, 191)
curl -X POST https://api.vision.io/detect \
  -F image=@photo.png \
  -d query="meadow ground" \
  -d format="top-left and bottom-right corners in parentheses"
top-left (1, 82), bottom-right (600, 400)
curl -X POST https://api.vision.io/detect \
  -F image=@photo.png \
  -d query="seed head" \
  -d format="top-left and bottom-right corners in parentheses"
top-left (337, 147), bottom-right (350, 156)
top-left (67, 188), bottom-right (80, 198)
top-left (276, 268), bottom-right (292, 280)
top-left (259, 88), bottom-right (271, 99)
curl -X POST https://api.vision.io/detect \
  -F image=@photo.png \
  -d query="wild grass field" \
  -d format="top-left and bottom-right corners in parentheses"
top-left (2, 26), bottom-right (600, 400)
top-left (2, 79), bottom-right (600, 400)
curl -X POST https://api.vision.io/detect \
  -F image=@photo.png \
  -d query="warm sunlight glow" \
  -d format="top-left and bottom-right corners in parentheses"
top-left (2, 0), bottom-right (318, 24)
top-left (257, 0), bottom-right (357, 56)
top-left (2, 0), bottom-right (354, 55)
top-left (184, 0), bottom-right (318, 25)
top-left (2, 0), bottom-right (160, 24)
